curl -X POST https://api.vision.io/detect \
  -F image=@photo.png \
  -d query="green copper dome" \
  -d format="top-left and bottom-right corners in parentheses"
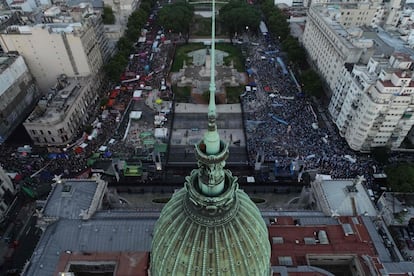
top-left (150, 166), bottom-right (271, 275)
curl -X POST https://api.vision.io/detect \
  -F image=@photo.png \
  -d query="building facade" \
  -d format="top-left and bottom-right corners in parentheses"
top-left (0, 165), bottom-right (16, 223)
top-left (0, 12), bottom-right (109, 91)
top-left (329, 53), bottom-right (414, 151)
top-left (24, 75), bottom-right (98, 146)
top-left (302, 1), bottom-right (405, 95)
top-left (302, 4), bottom-right (373, 94)
top-left (0, 53), bottom-right (41, 143)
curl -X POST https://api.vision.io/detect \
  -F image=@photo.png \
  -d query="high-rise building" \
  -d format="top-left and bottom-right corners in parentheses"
top-left (150, 1), bottom-right (271, 274)
top-left (329, 53), bottom-right (414, 151)
top-left (302, 2), bottom-right (402, 95)
top-left (0, 11), bottom-right (109, 91)
top-left (0, 53), bottom-right (41, 143)
top-left (303, 4), bottom-right (374, 94)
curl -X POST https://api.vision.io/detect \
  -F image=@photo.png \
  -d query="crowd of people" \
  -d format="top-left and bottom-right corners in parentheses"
top-left (0, 7), bottom-right (173, 189)
top-left (241, 35), bottom-right (378, 183)
top-left (0, 8), bottom-right (397, 194)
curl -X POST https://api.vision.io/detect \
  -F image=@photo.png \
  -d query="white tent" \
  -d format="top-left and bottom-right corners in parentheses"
top-left (98, 145), bottom-right (107, 152)
top-left (133, 90), bottom-right (143, 100)
top-left (154, 128), bottom-right (168, 139)
top-left (130, 111), bottom-right (142, 120)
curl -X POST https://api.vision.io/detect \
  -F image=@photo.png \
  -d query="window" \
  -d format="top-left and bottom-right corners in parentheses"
top-left (278, 256), bottom-right (293, 266)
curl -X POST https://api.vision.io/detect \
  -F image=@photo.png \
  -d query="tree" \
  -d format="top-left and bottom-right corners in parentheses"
top-left (281, 35), bottom-right (306, 66)
top-left (102, 6), bottom-right (115, 25)
top-left (140, 0), bottom-right (152, 13)
top-left (371, 147), bottom-right (390, 164)
top-left (158, 3), bottom-right (194, 43)
top-left (84, 125), bottom-right (93, 135)
top-left (267, 12), bottom-right (289, 41)
top-left (259, 0), bottom-right (275, 18)
top-left (117, 37), bottom-right (133, 56)
top-left (259, 0), bottom-right (289, 41)
top-left (220, 1), bottom-right (261, 42)
top-left (100, 97), bottom-right (109, 107)
top-left (105, 53), bottom-right (128, 82)
top-left (300, 69), bottom-right (323, 98)
top-left (128, 9), bottom-right (148, 31)
top-left (385, 164), bottom-right (414, 192)
top-left (126, 9), bottom-right (149, 42)
top-left (104, 0), bottom-right (154, 81)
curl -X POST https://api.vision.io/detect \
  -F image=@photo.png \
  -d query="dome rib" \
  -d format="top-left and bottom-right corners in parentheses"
top-left (186, 222), bottom-right (201, 276)
top-left (172, 216), bottom-right (191, 273)
top-left (221, 223), bottom-right (237, 274)
top-left (202, 228), bottom-right (209, 276)
top-left (152, 190), bottom-right (187, 271)
top-left (228, 217), bottom-right (250, 274)
top-left (214, 227), bottom-right (220, 276)
top-left (236, 215), bottom-right (261, 272)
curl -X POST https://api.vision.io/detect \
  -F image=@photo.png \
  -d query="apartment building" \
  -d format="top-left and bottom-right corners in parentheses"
top-left (303, 4), bottom-right (375, 94)
top-left (0, 165), bottom-right (16, 223)
top-left (329, 52), bottom-right (414, 151)
top-left (395, 5), bottom-right (414, 48)
top-left (336, 1), bottom-right (383, 28)
top-left (0, 53), bottom-right (41, 143)
top-left (302, 2), bottom-right (404, 94)
top-left (0, 9), bottom-right (109, 91)
top-left (24, 75), bottom-right (97, 146)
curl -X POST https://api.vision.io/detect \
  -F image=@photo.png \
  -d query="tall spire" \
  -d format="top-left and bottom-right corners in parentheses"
top-left (203, 0), bottom-right (220, 155)
top-left (193, 0), bottom-right (227, 197)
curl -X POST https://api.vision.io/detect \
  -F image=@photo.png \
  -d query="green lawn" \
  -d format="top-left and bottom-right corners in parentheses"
top-left (173, 85), bottom-right (192, 102)
top-left (171, 43), bottom-right (205, 72)
top-left (171, 43), bottom-right (244, 72)
top-left (226, 86), bottom-right (242, 103)
top-left (190, 16), bottom-right (225, 37)
top-left (191, 17), bottom-right (212, 36)
top-left (216, 43), bottom-right (244, 71)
